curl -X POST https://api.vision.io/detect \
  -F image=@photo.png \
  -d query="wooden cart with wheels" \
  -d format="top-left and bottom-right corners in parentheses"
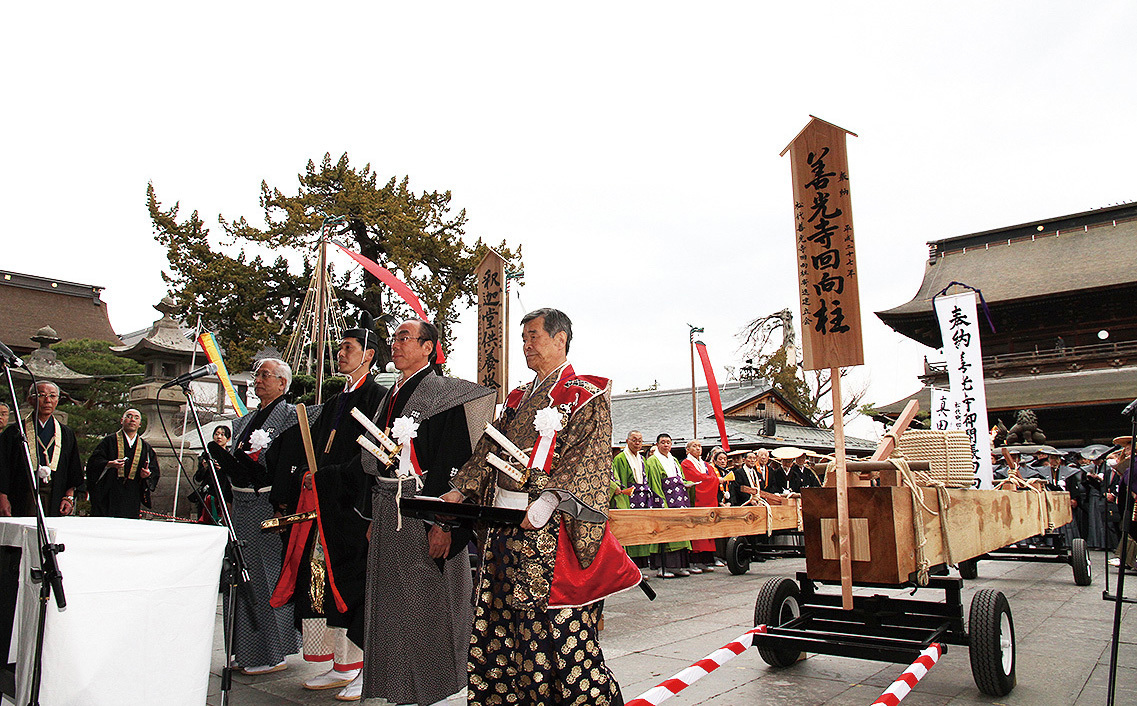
top-left (724, 530), bottom-right (805, 575)
top-left (958, 534), bottom-right (1092, 586)
top-left (751, 572), bottom-right (1017, 697)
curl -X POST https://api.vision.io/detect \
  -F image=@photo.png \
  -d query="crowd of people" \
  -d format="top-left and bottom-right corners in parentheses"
top-left (2, 307), bottom-right (627, 705)
top-left (2, 308), bottom-right (1136, 706)
top-left (609, 434), bottom-right (823, 579)
top-left (992, 438), bottom-right (1136, 560)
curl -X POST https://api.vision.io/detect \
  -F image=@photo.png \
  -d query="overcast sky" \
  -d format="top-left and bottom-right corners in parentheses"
top-left (4, 2), bottom-right (1135, 439)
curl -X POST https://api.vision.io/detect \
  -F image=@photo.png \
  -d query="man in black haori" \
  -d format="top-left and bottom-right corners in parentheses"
top-left (209, 358), bottom-right (301, 675)
top-left (348, 318), bottom-right (495, 705)
top-left (86, 408), bottom-right (159, 518)
top-left (0, 382), bottom-right (82, 518)
top-left (444, 308), bottom-right (638, 706)
top-left (271, 316), bottom-right (386, 699)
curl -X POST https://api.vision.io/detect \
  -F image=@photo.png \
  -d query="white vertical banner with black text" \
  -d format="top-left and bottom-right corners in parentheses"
top-left (934, 291), bottom-right (993, 488)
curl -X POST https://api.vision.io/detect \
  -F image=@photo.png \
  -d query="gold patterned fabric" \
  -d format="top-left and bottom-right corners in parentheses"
top-left (453, 366), bottom-right (614, 588)
top-left (468, 528), bottom-right (619, 705)
top-left (453, 363), bottom-right (621, 704)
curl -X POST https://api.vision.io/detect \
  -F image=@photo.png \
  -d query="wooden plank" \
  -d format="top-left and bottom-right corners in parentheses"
top-left (475, 250), bottom-right (507, 403)
top-left (803, 486), bottom-right (1073, 585)
top-left (871, 399), bottom-right (920, 461)
top-left (831, 366), bottom-right (854, 609)
top-left (821, 518), bottom-right (870, 562)
top-left (608, 505), bottom-right (800, 546)
top-left (921, 487), bottom-right (1073, 564)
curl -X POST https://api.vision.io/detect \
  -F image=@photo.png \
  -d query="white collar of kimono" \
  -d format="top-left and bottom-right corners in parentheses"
top-left (653, 450), bottom-right (681, 477)
top-left (624, 448), bottom-right (644, 484)
top-left (529, 360), bottom-right (570, 398)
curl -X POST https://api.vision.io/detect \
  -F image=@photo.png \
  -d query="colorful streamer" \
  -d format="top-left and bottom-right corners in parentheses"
top-left (197, 332), bottom-right (248, 417)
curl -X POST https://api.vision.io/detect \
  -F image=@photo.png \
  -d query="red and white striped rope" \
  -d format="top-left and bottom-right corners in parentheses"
top-left (871, 643), bottom-right (945, 706)
top-left (625, 626), bottom-right (767, 706)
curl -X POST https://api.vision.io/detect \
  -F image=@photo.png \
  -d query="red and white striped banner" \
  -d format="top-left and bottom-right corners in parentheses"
top-left (871, 643), bottom-right (945, 706)
top-left (625, 626), bottom-right (767, 706)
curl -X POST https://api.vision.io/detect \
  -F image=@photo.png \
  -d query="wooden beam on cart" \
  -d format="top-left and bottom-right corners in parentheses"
top-left (609, 504), bottom-right (800, 546)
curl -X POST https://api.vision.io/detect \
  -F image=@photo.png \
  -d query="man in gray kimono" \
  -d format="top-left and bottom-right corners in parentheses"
top-left (212, 357), bottom-right (301, 675)
top-left (349, 318), bottom-right (495, 705)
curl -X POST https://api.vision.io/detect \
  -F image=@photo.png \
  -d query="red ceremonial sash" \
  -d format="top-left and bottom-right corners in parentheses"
top-left (270, 473), bottom-right (349, 613)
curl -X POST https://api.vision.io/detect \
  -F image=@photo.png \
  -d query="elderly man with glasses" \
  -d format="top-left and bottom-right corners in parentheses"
top-left (0, 381), bottom-right (83, 518)
top-left (207, 357), bottom-right (304, 676)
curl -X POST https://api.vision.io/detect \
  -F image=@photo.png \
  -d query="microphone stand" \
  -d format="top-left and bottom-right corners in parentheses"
top-left (1105, 399), bottom-right (1137, 706)
top-left (179, 379), bottom-right (250, 706)
top-left (1, 362), bottom-right (65, 706)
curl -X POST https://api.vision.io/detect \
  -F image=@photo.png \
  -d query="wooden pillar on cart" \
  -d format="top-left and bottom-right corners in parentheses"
top-left (782, 116), bottom-right (865, 610)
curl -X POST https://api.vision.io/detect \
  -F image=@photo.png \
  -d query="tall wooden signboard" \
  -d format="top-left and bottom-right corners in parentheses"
top-left (782, 116), bottom-right (864, 609)
top-left (476, 250), bottom-right (507, 403)
top-left (781, 116), bottom-right (864, 370)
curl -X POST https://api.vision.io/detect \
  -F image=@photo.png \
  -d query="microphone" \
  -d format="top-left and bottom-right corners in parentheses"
top-left (0, 339), bottom-right (24, 368)
top-left (1123, 398), bottom-right (1137, 418)
top-left (159, 363), bottom-right (219, 389)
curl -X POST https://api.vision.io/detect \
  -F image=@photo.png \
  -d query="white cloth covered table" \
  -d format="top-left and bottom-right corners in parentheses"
top-left (1, 517), bottom-right (227, 705)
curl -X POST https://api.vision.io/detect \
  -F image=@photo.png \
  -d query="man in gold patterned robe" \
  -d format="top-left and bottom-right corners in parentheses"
top-left (444, 307), bottom-right (624, 706)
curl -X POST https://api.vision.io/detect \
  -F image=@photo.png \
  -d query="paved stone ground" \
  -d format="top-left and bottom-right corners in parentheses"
top-left (208, 550), bottom-right (1137, 705)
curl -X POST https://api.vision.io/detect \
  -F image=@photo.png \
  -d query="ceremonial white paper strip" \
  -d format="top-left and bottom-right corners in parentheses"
top-left (934, 291), bottom-right (993, 488)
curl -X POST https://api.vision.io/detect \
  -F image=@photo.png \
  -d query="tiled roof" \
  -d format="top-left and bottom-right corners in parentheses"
top-left (611, 380), bottom-right (876, 453)
top-left (0, 271), bottom-right (121, 354)
top-left (875, 366), bottom-right (1137, 416)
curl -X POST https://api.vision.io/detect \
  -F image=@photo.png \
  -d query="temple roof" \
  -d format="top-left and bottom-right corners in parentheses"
top-left (611, 380), bottom-right (876, 453)
top-left (874, 366), bottom-right (1137, 417)
top-left (0, 270), bottom-right (121, 354)
top-left (876, 202), bottom-right (1137, 346)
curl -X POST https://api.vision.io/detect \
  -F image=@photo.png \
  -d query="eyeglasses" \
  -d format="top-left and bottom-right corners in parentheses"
top-left (391, 334), bottom-right (428, 345)
top-left (253, 370), bottom-right (281, 379)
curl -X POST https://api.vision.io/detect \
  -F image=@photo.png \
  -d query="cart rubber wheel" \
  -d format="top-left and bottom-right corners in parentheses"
top-left (726, 537), bottom-right (750, 575)
top-left (753, 577), bottom-right (802, 667)
top-left (959, 558), bottom-right (979, 580)
top-left (1071, 538), bottom-right (1091, 586)
top-left (969, 588), bottom-right (1016, 696)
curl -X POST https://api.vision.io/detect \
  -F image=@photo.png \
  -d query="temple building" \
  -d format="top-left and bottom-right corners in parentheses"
top-left (874, 201), bottom-right (1137, 446)
top-left (0, 270), bottom-right (120, 356)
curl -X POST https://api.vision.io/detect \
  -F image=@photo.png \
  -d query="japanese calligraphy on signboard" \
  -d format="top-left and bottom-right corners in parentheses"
top-left (931, 386), bottom-right (960, 433)
top-left (933, 290), bottom-right (993, 489)
top-left (781, 116), bottom-right (864, 371)
top-left (476, 249), bottom-right (506, 403)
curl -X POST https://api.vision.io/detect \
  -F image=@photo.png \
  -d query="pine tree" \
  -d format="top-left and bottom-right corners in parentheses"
top-left (150, 153), bottom-right (520, 371)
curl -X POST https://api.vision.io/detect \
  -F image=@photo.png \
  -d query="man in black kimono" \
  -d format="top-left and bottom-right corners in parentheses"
top-left (86, 408), bottom-right (160, 518)
top-left (270, 317), bottom-right (386, 698)
top-left (350, 318), bottom-right (495, 704)
top-left (0, 382), bottom-right (83, 518)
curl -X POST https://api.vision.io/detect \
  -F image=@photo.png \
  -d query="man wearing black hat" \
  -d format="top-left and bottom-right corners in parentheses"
top-left (1026, 446), bottom-right (1082, 548)
top-left (271, 315), bottom-right (387, 698)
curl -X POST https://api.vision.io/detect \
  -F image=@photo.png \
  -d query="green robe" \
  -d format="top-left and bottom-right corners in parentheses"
top-left (611, 450), bottom-right (657, 557)
top-left (644, 454), bottom-right (692, 553)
